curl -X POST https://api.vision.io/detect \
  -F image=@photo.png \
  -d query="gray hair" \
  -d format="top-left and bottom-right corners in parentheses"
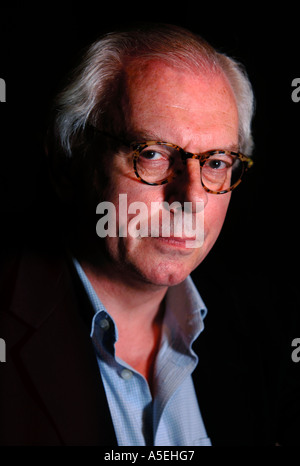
top-left (49, 24), bottom-right (255, 161)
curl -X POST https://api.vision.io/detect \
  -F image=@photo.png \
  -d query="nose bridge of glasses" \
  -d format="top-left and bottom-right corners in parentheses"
top-left (178, 151), bottom-right (203, 190)
top-left (180, 149), bottom-right (200, 164)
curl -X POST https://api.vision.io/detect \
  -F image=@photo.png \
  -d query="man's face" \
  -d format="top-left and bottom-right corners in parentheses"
top-left (96, 61), bottom-right (239, 287)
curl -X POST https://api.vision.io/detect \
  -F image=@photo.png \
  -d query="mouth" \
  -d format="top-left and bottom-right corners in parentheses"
top-left (154, 235), bottom-right (199, 249)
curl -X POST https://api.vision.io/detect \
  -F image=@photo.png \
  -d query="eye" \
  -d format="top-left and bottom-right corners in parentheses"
top-left (206, 159), bottom-right (228, 170)
top-left (140, 150), bottom-right (165, 161)
top-left (138, 144), bottom-right (176, 164)
top-left (204, 153), bottom-right (233, 170)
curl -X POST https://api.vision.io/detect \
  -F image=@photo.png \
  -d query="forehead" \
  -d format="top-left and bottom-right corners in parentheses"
top-left (124, 60), bottom-right (239, 149)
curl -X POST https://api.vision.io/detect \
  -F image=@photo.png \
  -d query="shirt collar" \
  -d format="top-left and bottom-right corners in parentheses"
top-left (163, 275), bottom-right (207, 350)
top-left (71, 257), bottom-right (116, 338)
top-left (71, 256), bottom-right (207, 354)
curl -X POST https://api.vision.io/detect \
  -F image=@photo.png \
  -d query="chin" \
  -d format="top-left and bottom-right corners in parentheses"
top-left (131, 254), bottom-right (204, 287)
top-left (105, 236), bottom-right (212, 287)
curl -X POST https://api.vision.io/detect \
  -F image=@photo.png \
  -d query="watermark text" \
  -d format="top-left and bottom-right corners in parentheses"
top-left (0, 338), bottom-right (6, 362)
top-left (291, 78), bottom-right (300, 103)
top-left (0, 78), bottom-right (6, 102)
top-left (291, 338), bottom-right (300, 363)
top-left (96, 194), bottom-right (204, 248)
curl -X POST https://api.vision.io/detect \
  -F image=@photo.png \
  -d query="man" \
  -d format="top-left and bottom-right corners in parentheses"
top-left (0, 24), bottom-right (272, 446)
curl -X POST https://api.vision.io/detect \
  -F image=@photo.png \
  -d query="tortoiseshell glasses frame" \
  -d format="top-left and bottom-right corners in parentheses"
top-left (130, 140), bottom-right (253, 195)
top-left (92, 129), bottom-right (253, 195)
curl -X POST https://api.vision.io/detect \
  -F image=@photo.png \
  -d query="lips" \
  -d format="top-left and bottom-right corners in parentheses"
top-left (162, 235), bottom-right (196, 242)
top-left (155, 235), bottom-right (197, 249)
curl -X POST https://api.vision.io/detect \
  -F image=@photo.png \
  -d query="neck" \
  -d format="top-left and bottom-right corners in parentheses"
top-left (81, 258), bottom-right (167, 324)
top-left (79, 257), bottom-right (168, 388)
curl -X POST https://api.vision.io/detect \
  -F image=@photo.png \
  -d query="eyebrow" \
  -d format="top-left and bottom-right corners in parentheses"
top-left (130, 129), bottom-right (240, 153)
top-left (129, 129), bottom-right (164, 142)
top-left (224, 143), bottom-right (240, 153)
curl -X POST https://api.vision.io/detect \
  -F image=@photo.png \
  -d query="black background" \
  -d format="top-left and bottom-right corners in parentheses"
top-left (1, 3), bottom-right (299, 301)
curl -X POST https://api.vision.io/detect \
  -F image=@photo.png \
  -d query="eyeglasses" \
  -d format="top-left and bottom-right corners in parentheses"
top-left (131, 141), bottom-right (253, 194)
top-left (92, 129), bottom-right (253, 194)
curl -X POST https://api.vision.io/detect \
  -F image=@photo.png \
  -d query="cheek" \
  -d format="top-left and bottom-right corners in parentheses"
top-left (102, 175), bottom-right (166, 236)
top-left (205, 195), bottom-right (231, 234)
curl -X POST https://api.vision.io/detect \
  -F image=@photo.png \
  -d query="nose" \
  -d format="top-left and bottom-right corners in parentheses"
top-left (165, 158), bottom-right (208, 212)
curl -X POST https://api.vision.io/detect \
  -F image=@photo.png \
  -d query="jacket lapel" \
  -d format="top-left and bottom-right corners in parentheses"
top-left (9, 249), bottom-right (117, 445)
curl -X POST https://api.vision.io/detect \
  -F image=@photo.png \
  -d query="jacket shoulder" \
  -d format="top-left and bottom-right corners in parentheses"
top-left (0, 247), bottom-right (116, 446)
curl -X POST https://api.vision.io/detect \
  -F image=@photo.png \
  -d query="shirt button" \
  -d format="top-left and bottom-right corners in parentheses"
top-left (121, 369), bottom-right (133, 380)
top-left (99, 318), bottom-right (110, 331)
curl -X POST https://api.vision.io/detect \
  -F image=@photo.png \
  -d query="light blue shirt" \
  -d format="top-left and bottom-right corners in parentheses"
top-left (72, 258), bottom-right (211, 446)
